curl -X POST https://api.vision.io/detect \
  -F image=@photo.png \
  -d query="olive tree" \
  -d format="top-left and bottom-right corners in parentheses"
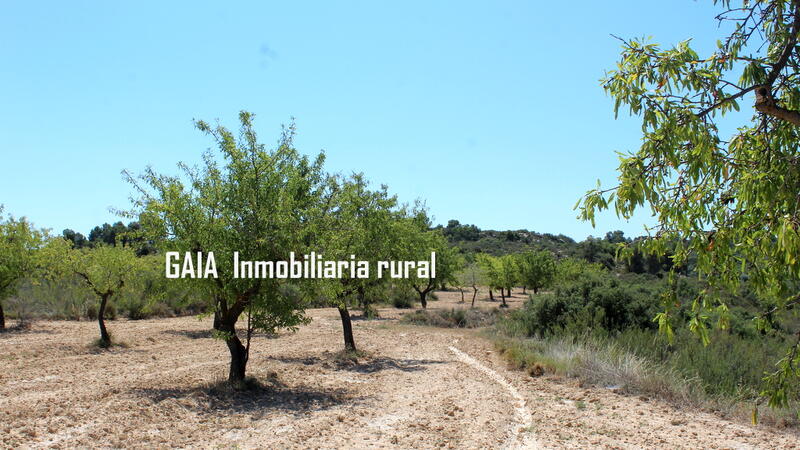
top-left (126, 112), bottom-right (329, 383)
top-left (579, 0), bottom-right (800, 411)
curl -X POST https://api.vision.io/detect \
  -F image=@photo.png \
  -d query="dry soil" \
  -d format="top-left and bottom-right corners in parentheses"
top-left (1, 291), bottom-right (798, 449)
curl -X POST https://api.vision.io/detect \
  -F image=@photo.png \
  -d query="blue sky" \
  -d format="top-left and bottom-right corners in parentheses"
top-left (1, 1), bottom-right (730, 240)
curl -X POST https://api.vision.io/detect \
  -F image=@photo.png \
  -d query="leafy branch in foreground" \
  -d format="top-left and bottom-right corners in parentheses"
top-left (579, 0), bottom-right (800, 413)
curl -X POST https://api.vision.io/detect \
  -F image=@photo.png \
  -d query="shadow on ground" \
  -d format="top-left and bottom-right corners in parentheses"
top-left (161, 329), bottom-right (213, 339)
top-left (162, 329), bottom-right (279, 340)
top-left (0, 326), bottom-right (56, 338)
top-left (266, 353), bottom-right (446, 374)
top-left (128, 380), bottom-right (360, 418)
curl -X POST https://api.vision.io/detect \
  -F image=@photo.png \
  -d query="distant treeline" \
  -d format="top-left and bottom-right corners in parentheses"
top-left (437, 219), bottom-right (677, 275)
top-left (62, 221), bottom-right (156, 256)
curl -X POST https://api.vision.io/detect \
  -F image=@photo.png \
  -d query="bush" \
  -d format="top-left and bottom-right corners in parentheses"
top-left (387, 286), bottom-right (416, 309)
top-left (507, 271), bottom-right (680, 338)
top-left (401, 308), bottom-right (503, 328)
top-left (495, 267), bottom-right (799, 421)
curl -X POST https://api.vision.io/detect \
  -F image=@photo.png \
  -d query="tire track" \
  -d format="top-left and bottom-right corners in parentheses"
top-left (449, 345), bottom-right (541, 450)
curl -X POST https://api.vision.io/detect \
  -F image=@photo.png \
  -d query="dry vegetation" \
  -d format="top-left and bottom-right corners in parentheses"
top-left (1, 291), bottom-right (798, 449)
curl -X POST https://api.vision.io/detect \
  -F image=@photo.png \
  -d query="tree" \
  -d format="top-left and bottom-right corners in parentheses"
top-left (315, 174), bottom-right (405, 351)
top-left (496, 254), bottom-right (518, 304)
top-left (576, 236), bottom-right (616, 269)
top-left (441, 219), bottom-right (481, 242)
top-left (457, 262), bottom-right (485, 307)
top-left (40, 239), bottom-right (143, 346)
top-left (517, 250), bottom-right (557, 294)
top-left (476, 254), bottom-right (500, 303)
top-left (73, 245), bottom-right (141, 345)
top-left (126, 112), bottom-right (327, 383)
top-left (477, 254), bottom-right (515, 307)
top-left (398, 219), bottom-right (461, 309)
top-left (0, 210), bottom-right (45, 329)
top-left (579, 0), bottom-right (800, 411)
top-left (62, 229), bottom-right (88, 249)
top-left (88, 222), bottom-right (128, 246)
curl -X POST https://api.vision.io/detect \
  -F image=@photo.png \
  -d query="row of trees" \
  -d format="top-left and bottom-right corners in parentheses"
top-left (450, 250), bottom-right (557, 308)
top-left (1, 112), bottom-right (461, 383)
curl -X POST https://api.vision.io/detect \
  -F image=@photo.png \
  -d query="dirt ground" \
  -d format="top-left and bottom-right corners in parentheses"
top-left (1, 291), bottom-right (798, 449)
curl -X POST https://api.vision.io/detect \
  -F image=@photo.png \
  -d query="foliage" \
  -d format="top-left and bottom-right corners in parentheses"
top-left (516, 250), bottom-right (557, 294)
top-left (311, 173), bottom-right (410, 348)
top-left (40, 239), bottom-right (145, 344)
top-left (125, 111), bottom-right (326, 381)
top-left (497, 270), bottom-right (798, 419)
top-left (0, 210), bottom-right (47, 329)
top-left (396, 220), bottom-right (462, 308)
top-left (578, 0), bottom-right (800, 409)
top-left (401, 307), bottom-right (503, 328)
top-left (441, 219), bottom-right (481, 242)
top-left (508, 272), bottom-right (664, 337)
top-left (455, 262), bottom-right (485, 306)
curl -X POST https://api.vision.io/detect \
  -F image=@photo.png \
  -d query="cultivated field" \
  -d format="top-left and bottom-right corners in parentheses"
top-left (1, 293), bottom-right (798, 449)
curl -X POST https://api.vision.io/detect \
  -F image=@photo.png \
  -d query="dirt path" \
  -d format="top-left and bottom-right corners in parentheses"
top-left (1, 292), bottom-right (798, 449)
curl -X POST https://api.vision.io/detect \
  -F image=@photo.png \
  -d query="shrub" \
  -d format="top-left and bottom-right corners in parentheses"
top-left (509, 271), bottom-right (669, 338)
top-left (401, 308), bottom-right (502, 328)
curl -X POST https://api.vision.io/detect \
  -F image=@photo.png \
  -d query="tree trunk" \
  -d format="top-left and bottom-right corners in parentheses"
top-left (98, 293), bottom-right (111, 345)
top-left (489, 289), bottom-right (494, 301)
top-left (471, 286), bottom-right (478, 308)
top-left (533, 286), bottom-right (539, 294)
top-left (338, 305), bottom-right (356, 351)
top-left (419, 291), bottom-right (428, 309)
top-left (523, 286), bottom-right (527, 294)
top-left (215, 317), bottom-right (248, 383)
top-left (459, 287), bottom-right (465, 303)
top-left (507, 288), bottom-right (512, 297)
top-left (500, 289), bottom-right (508, 308)
top-left (226, 333), bottom-right (248, 382)
top-left (0, 301), bottom-right (5, 330)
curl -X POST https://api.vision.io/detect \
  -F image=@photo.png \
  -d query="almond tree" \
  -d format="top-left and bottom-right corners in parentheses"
top-left (126, 112), bottom-right (329, 383)
top-left (517, 250), bottom-right (556, 294)
top-left (579, 0), bottom-right (800, 411)
top-left (314, 174), bottom-right (405, 351)
top-left (457, 262), bottom-right (485, 308)
top-left (0, 209), bottom-right (45, 329)
top-left (38, 238), bottom-right (144, 346)
top-left (400, 222), bottom-right (461, 309)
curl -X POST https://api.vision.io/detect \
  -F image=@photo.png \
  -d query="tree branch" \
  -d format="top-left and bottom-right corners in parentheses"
top-left (755, 100), bottom-right (800, 125)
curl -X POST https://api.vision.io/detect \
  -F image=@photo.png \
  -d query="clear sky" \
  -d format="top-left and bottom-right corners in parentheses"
top-left (0, 1), bottom-right (730, 240)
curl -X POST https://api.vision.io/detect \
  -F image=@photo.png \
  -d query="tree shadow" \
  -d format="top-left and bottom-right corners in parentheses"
top-left (162, 329), bottom-right (279, 340)
top-left (0, 324), bottom-right (56, 338)
top-left (162, 329), bottom-right (213, 339)
top-left (343, 356), bottom-right (445, 374)
top-left (129, 379), bottom-right (360, 417)
top-left (349, 315), bottom-right (395, 322)
top-left (266, 353), bottom-right (445, 374)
